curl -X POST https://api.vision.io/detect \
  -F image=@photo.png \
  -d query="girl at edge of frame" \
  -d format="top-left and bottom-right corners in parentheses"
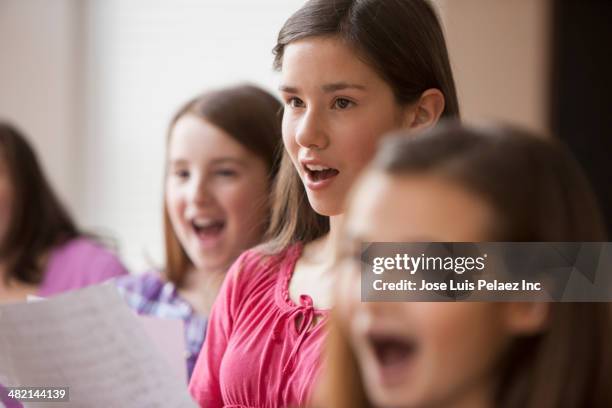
top-left (320, 122), bottom-right (612, 408)
top-left (188, 0), bottom-right (460, 406)
top-left (0, 123), bottom-right (128, 304)
top-left (115, 84), bottom-right (282, 381)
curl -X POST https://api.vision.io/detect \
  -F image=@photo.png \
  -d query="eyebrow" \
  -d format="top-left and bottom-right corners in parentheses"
top-left (169, 159), bottom-right (189, 166)
top-left (278, 82), bottom-right (367, 94)
top-left (208, 158), bottom-right (248, 167)
top-left (168, 157), bottom-right (248, 167)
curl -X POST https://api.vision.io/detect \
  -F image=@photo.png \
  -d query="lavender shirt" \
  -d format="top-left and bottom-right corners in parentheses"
top-left (38, 237), bottom-right (128, 297)
top-left (114, 273), bottom-right (208, 381)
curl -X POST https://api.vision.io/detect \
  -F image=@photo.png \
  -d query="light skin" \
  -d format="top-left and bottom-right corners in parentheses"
top-left (338, 172), bottom-right (549, 408)
top-left (166, 114), bottom-right (270, 314)
top-left (278, 36), bottom-right (445, 311)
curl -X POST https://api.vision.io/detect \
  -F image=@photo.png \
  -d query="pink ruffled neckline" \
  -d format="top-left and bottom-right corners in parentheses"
top-left (275, 243), bottom-right (331, 315)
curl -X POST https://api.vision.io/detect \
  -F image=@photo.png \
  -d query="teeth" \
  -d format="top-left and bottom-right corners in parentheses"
top-left (192, 218), bottom-right (220, 228)
top-left (305, 164), bottom-right (331, 171)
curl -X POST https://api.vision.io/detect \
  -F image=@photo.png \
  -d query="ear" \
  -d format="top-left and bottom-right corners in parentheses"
top-left (502, 302), bottom-right (550, 336)
top-left (402, 88), bottom-right (446, 131)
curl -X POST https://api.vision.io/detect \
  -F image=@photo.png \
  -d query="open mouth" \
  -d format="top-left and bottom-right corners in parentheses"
top-left (303, 163), bottom-right (340, 183)
top-left (368, 334), bottom-right (419, 384)
top-left (191, 218), bottom-right (226, 244)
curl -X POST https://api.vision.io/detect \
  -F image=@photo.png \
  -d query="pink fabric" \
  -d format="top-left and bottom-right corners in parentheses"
top-left (38, 237), bottom-right (128, 297)
top-left (189, 244), bottom-right (329, 408)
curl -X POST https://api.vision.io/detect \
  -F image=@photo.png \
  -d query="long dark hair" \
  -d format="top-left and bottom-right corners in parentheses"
top-left (0, 123), bottom-right (79, 284)
top-left (163, 84), bottom-right (282, 286)
top-left (265, 0), bottom-right (460, 253)
top-left (322, 122), bottom-right (611, 408)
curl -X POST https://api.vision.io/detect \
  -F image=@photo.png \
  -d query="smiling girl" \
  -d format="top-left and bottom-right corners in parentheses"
top-left (115, 84), bottom-right (281, 380)
top-left (189, 1), bottom-right (459, 406)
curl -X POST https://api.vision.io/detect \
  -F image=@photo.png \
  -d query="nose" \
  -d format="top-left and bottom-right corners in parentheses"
top-left (294, 108), bottom-right (329, 150)
top-left (189, 174), bottom-right (216, 207)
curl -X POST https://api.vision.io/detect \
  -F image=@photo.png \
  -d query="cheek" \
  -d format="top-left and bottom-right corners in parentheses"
top-left (418, 304), bottom-right (506, 376)
top-left (334, 112), bottom-right (398, 171)
top-left (217, 179), bottom-right (269, 230)
top-left (282, 114), bottom-right (299, 158)
top-left (165, 183), bottom-right (186, 228)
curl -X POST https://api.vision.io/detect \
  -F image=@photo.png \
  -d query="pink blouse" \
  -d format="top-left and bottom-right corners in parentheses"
top-left (188, 244), bottom-right (329, 408)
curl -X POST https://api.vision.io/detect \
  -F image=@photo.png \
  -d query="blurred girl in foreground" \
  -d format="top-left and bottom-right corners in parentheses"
top-left (0, 123), bottom-right (127, 304)
top-left (116, 84), bottom-right (281, 380)
top-left (323, 122), bottom-right (611, 408)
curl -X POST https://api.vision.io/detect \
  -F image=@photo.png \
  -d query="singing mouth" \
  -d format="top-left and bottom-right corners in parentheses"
top-left (303, 163), bottom-right (340, 182)
top-left (369, 334), bottom-right (419, 369)
top-left (191, 217), bottom-right (226, 241)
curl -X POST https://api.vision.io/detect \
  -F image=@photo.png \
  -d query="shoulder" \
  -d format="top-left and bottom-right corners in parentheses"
top-left (114, 271), bottom-right (165, 296)
top-left (51, 237), bottom-right (117, 262)
top-left (114, 271), bottom-right (179, 315)
top-left (229, 244), bottom-right (302, 286)
top-left (44, 237), bottom-right (129, 287)
top-left (218, 244), bottom-right (302, 311)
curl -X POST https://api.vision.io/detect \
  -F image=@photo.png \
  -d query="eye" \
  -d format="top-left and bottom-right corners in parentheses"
top-left (214, 168), bottom-right (238, 178)
top-left (286, 97), bottom-right (305, 108)
top-left (173, 169), bottom-right (190, 180)
top-left (333, 97), bottom-right (355, 110)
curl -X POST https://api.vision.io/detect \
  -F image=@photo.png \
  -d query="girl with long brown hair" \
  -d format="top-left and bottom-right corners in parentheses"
top-left (116, 84), bottom-right (282, 380)
top-left (323, 122), bottom-right (611, 408)
top-left (0, 122), bottom-right (128, 303)
top-left (189, 1), bottom-right (459, 406)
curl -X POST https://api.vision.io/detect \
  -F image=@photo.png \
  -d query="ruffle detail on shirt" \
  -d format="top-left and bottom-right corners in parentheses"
top-left (269, 244), bottom-right (329, 374)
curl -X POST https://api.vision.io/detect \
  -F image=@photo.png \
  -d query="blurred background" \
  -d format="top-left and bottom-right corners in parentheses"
top-left (0, 0), bottom-right (609, 271)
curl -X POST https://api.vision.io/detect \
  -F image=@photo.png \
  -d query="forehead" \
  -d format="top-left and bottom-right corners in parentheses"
top-left (168, 115), bottom-right (249, 159)
top-left (280, 36), bottom-right (384, 88)
top-left (347, 172), bottom-right (495, 242)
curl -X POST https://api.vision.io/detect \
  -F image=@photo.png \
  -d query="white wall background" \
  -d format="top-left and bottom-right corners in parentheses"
top-left (1, 0), bottom-right (304, 272)
top-left (0, 0), bottom-right (80, 213)
top-left (79, 0), bottom-right (304, 271)
top-left (0, 0), bottom-right (549, 273)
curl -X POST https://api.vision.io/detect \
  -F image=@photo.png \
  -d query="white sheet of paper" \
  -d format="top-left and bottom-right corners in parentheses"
top-left (136, 315), bottom-right (187, 383)
top-left (0, 284), bottom-right (196, 408)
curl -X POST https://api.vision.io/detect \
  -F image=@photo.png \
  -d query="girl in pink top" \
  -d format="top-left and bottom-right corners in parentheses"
top-left (189, 0), bottom-right (460, 406)
top-left (0, 123), bottom-right (127, 303)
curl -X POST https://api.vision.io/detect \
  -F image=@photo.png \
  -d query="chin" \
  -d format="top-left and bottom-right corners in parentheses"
top-left (307, 195), bottom-right (344, 217)
top-left (192, 253), bottom-right (230, 272)
top-left (368, 390), bottom-right (417, 408)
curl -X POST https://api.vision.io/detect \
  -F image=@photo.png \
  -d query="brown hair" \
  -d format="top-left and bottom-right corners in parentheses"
top-left (265, 0), bottom-right (460, 253)
top-left (163, 84), bottom-right (282, 286)
top-left (0, 123), bottom-right (79, 284)
top-left (322, 122), bottom-right (611, 408)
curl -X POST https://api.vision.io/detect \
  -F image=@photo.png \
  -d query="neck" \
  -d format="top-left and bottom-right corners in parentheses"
top-left (302, 214), bottom-right (345, 268)
top-left (177, 266), bottom-right (227, 316)
top-left (444, 375), bottom-right (494, 408)
top-left (180, 265), bottom-right (226, 291)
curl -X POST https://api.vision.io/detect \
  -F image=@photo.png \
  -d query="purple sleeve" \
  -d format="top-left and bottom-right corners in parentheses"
top-left (0, 384), bottom-right (24, 408)
top-left (89, 248), bottom-right (129, 282)
top-left (39, 237), bottom-right (129, 297)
